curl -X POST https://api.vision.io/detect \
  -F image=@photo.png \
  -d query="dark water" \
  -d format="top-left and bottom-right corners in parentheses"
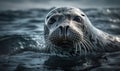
top-left (0, 8), bottom-right (120, 71)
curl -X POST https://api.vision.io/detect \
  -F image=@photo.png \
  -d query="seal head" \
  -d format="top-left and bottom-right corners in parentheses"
top-left (45, 7), bottom-right (85, 46)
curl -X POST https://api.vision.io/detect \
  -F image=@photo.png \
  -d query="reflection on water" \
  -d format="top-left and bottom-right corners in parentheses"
top-left (0, 8), bottom-right (120, 71)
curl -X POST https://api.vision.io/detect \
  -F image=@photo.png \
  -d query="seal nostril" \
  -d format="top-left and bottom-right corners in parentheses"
top-left (65, 26), bottom-right (69, 34)
top-left (66, 26), bottom-right (69, 31)
top-left (59, 26), bottom-right (63, 31)
top-left (59, 26), bottom-right (63, 34)
top-left (59, 26), bottom-right (62, 30)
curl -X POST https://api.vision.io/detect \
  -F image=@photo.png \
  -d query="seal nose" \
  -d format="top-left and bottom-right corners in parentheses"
top-left (59, 25), bottom-right (69, 36)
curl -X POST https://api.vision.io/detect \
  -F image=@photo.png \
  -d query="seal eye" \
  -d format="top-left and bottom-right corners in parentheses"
top-left (73, 16), bottom-right (82, 23)
top-left (48, 17), bottom-right (57, 25)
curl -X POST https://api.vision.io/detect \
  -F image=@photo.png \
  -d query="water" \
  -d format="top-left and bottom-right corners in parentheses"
top-left (0, 8), bottom-right (120, 71)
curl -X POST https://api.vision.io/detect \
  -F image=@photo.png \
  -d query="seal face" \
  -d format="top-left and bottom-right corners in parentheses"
top-left (45, 7), bottom-right (85, 48)
top-left (44, 7), bottom-right (120, 56)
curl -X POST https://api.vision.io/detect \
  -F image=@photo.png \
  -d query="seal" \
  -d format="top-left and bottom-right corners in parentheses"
top-left (44, 7), bottom-right (120, 56)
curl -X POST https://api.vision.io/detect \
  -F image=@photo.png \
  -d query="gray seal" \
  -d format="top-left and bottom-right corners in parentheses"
top-left (44, 7), bottom-right (120, 56)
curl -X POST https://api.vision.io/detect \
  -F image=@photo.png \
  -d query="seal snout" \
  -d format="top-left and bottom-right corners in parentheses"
top-left (58, 24), bottom-right (69, 38)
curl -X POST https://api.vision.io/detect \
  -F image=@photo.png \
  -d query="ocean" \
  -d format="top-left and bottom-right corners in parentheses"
top-left (0, 8), bottom-right (120, 71)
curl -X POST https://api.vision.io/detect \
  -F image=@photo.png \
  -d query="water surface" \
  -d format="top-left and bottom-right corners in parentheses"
top-left (0, 8), bottom-right (120, 71)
